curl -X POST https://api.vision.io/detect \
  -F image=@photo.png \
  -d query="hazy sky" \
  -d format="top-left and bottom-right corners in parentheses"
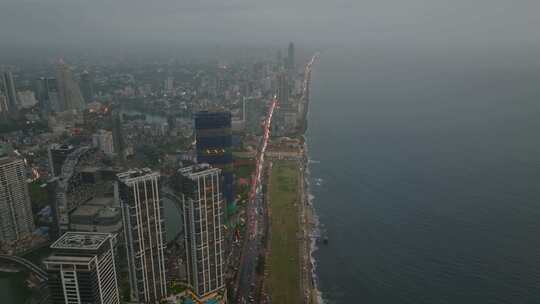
top-left (1, 0), bottom-right (539, 49)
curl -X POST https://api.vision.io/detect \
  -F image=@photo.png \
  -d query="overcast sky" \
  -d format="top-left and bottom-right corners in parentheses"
top-left (1, 0), bottom-right (539, 49)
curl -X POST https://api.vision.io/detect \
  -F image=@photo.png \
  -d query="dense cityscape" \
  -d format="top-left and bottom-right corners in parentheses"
top-left (0, 42), bottom-right (321, 304)
top-left (4, 0), bottom-right (540, 303)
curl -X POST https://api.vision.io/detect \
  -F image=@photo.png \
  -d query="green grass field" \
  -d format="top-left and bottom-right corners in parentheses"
top-left (267, 161), bottom-right (300, 304)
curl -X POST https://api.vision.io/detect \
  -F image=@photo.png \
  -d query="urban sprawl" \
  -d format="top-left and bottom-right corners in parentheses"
top-left (0, 43), bottom-right (320, 304)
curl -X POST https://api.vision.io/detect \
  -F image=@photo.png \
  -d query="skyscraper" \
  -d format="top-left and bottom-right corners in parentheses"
top-left (111, 110), bottom-right (125, 160)
top-left (273, 69), bottom-right (298, 135)
top-left (287, 42), bottom-right (295, 72)
top-left (36, 77), bottom-right (61, 114)
top-left (0, 144), bottom-right (35, 244)
top-left (0, 94), bottom-right (8, 120)
top-left (116, 169), bottom-right (167, 303)
top-left (277, 70), bottom-right (290, 106)
top-left (57, 62), bottom-right (85, 112)
top-left (35, 77), bottom-right (48, 112)
top-left (44, 232), bottom-right (120, 304)
top-left (276, 49), bottom-right (283, 67)
top-left (164, 76), bottom-right (174, 95)
top-left (194, 111), bottom-right (234, 214)
top-left (1, 71), bottom-right (18, 114)
top-left (174, 164), bottom-right (226, 301)
top-left (80, 70), bottom-right (94, 103)
top-left (48, 144), bottom-right (76, 178)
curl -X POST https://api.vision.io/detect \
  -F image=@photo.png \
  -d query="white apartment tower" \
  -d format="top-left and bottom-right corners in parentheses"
top-left (116, 169), bottom-right (167, 303)
top-left (175, 164), bottom-right (225, 300)
top-left (44, 232), bottom-right (120, 304)
top-left (0, 145), bottom-right (34, 244)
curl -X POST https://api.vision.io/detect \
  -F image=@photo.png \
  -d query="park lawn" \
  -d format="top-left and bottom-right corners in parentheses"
top-left (267, 161), bottom-right (300, 304)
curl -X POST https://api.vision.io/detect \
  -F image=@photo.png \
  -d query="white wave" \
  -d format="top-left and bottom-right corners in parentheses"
top-left (308, 193), bottom-right (316, 206)
top-left (305, 177), bottom-right (324, 303)
top-left (309, 211), bottom-right (324, 304)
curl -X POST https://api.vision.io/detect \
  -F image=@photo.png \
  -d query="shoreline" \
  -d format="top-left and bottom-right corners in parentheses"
top-left (258, 53), bottom-right (321, 303)
top-left (301, 141), bottom-right (323, 304)
top-left (299, 53), bottom-right (323, 304)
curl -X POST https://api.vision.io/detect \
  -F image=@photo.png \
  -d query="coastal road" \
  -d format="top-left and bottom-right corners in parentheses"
top-left (235, 54), bottom-right (319, 303)
top-left (236, 189), bottom-right (267, 303)
top-left (235, 96), bottom-right (276, 303)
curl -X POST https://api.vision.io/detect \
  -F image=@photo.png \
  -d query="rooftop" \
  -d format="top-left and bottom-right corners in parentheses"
top-left (71, 204), bottom-right (102, 217)
top-left (50, 144), bottom-right (75, 152)
top-left (44, 255), bottom-right (94, 264)
top-left (178, 163), bottom-right (220, 178)
top-left (87, 196), bottom-right (114, 206)
top-left (51, 232), bottom-right (111, 251)
top-left (117, 168), bottom-right (158, 181)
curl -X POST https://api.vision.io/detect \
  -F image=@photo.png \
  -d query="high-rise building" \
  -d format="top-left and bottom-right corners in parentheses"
top-left (287, 42), bottom-right (295, 72)
top-left (277, 70), bottom-right (290, 106)
top-left (57, 62), bottom-right (85, 112)
top-left (194, 111), bottom-right (234, 214)
top-left (164, 76), bottom-right (174, 94)
top-left (92, 130), bottom-right (114, 156)
top-left (80, 70), bottom-right (94, 104)
top-left (116, 169), bottom-right (167, 303)
top-left (274, 69), bottom-right (298, 136)
top-left (174, 164), bottom-right (226, 301)
top-left (36, 77), bottom-right (61, 114)
top-left (0, 144), bottom-right (35, 244)
top-left (0, 94), bottom-right (8, 120)
top-left (48, 144), bottom-right (77, 178)
top-left (35, 77), bottom-right (47, 113)
top-left (44, 232), bottom-right (121, 304)
top-left (1, 71), bottom-right (18, 114)
top-left (111, 110), bottom-right (125, 160)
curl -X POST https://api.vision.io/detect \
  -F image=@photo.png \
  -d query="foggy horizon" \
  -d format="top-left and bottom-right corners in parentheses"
top-left (1, 0), bottom-right (540, 50)
top-left (1, 1), bottom-right (540, 304)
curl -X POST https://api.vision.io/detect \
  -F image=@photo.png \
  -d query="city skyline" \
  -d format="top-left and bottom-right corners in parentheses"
top-left (0, 1), bottom-right (539, 300)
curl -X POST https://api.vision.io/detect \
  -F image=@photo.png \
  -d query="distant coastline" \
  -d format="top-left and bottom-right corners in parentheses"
top-left (300, 54), bottom-right (322, 303)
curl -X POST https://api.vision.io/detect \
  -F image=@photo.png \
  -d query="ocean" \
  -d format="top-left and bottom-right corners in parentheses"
top-left (307, 45), bottom-right (540, 304)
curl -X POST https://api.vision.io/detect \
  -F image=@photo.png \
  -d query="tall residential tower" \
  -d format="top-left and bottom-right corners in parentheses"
top-left (0, 144), bottom-right (34, 244)
top-left (44, 232), bottom-right (120, 304)
top-left (287, 42), bottom-right (295, 72)
top-left (116, 169), bottom-right (167, 303)
top-left (1, 71), bottom-right (18, 114)
top-left (36, 77), bottom-right (60, 114)
top-left (174, 164), bottom-right (226, 301)
top-left (57, 62), bottom-right (85, 112)
top-left (80, 70), bottom-right (94, 103)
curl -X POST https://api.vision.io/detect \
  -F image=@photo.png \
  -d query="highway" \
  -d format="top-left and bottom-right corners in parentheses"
top-left (235, 96), bottom-right (277, 303)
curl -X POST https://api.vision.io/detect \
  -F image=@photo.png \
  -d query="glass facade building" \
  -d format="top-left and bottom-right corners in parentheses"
top-left (194, 111), bottom-right (234, 214)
